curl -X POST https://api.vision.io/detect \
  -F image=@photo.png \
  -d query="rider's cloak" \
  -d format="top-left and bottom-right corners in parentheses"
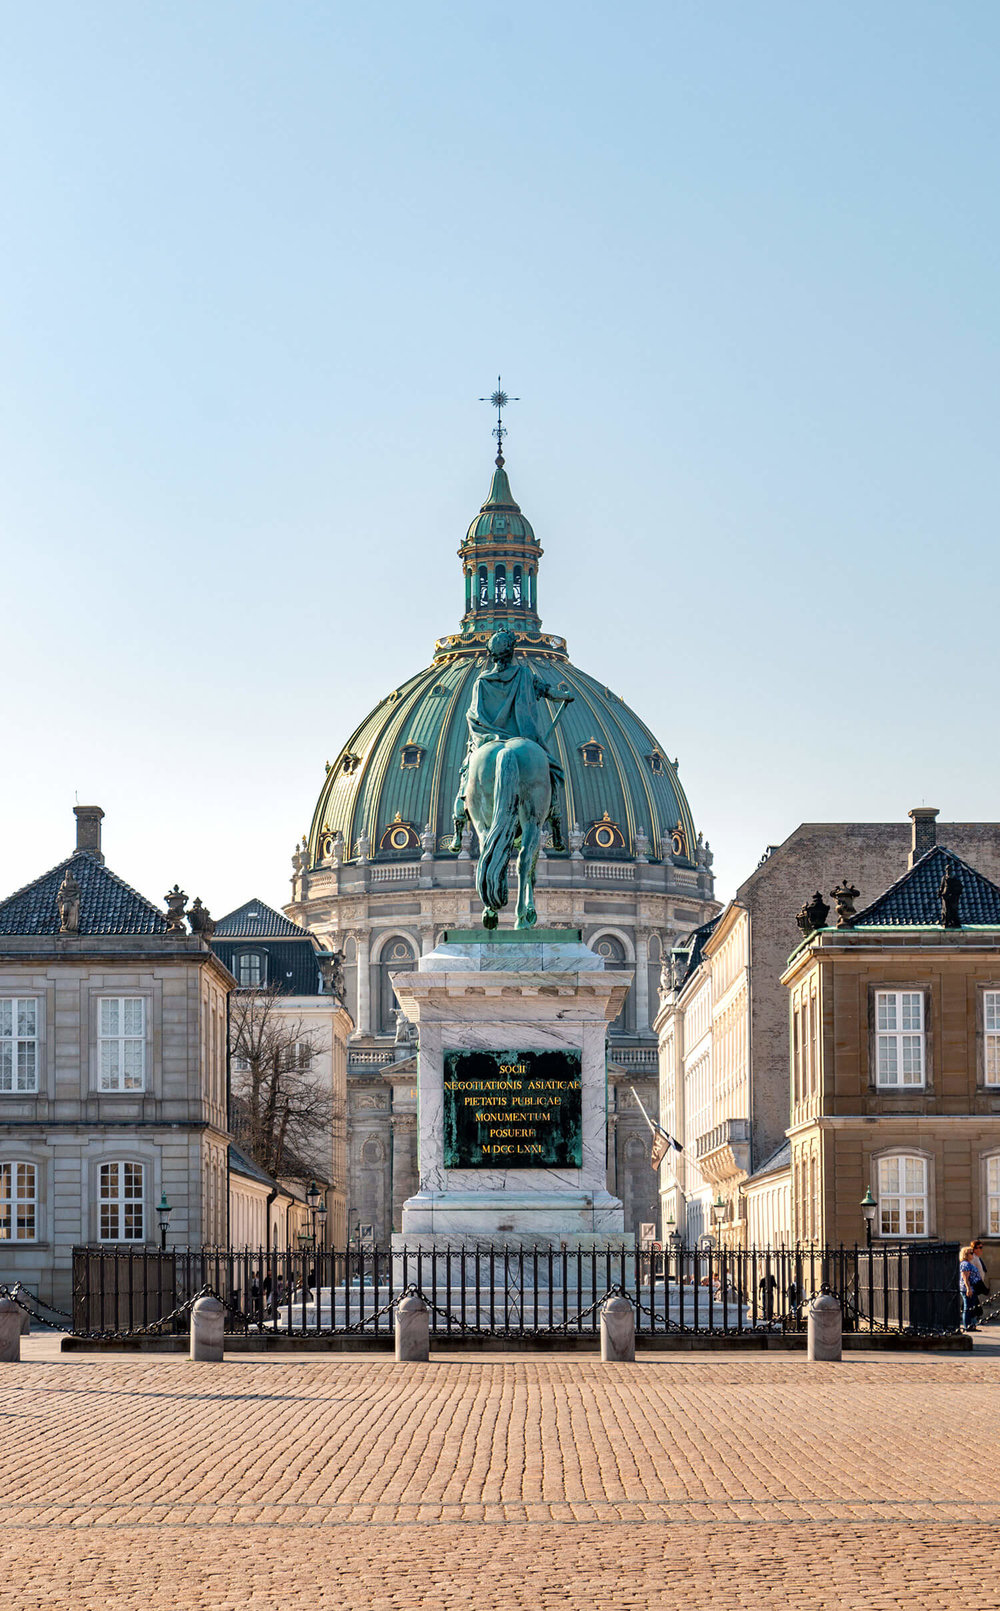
top-left (466, 660), bottom-right (565, 784)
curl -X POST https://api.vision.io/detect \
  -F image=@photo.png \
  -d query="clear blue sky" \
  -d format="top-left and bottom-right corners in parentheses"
top-left (2, 2), bottom-right (998, 916)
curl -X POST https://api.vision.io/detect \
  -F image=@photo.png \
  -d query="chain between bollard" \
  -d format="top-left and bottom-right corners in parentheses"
top-left (0, 1281), bottom-right (224, 1341)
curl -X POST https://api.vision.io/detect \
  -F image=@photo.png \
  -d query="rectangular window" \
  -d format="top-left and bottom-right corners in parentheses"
top-left (810, 984), bottom-right (819, 1096)
top-left (987, 1156), bottom-right (1000, 1237)
top-left (238, 954), bottom-right (263, 988)
top-left (98, 998), bottom-right (145, 1092)
top-left (985, 993), bottom-right (1000, 1086)
top-left (875, 991), bottom-right (925, 1087)
top-left (99, 1161), bottom-right (144, 1241)
top-left (0, 999), bottom-right (39, 1094)
top-left (0, 1162), bottom-right (37, 1240)
top-left (877, 1154), bottom-right (928, 1237)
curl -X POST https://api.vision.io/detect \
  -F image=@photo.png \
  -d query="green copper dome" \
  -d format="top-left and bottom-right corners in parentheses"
top-left (307, 461), bottom-right (701, 869)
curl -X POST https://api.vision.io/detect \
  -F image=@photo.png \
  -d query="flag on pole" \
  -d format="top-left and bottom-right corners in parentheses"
top-left (629, 1086), bottom-right (683, 1169)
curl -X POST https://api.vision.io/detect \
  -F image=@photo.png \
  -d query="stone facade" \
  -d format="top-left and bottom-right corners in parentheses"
top-left (656, 809), bottom-right (1000, 1246)
top-left (783, 918), bottom-right (1000, 1250)
top-left (0, 936), bottom-right (232, 1308)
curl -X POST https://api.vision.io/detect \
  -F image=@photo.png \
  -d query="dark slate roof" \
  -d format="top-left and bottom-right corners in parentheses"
top-left (745, 1140), bottom-right (791, 1183)
top-left (211, 903), bottom-right (322, 995)
top-left (673, 915), bottom-right (721, 988)
top-left (213, 899), bottom-right (308, 939)
top-left (228, 1143), bottom-right (276, 1189)
top-left (852, 845), bottom-right (1000, 928)
top-left (0, 852), bottom-right (167, 936)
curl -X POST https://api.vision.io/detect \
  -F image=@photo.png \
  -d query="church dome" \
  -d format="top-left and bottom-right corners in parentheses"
top-left (307, 453), bottom-right (702, 872)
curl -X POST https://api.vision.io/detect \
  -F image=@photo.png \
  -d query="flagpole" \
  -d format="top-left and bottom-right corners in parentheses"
top-left (629, 1085), bottom-right (658, 1138)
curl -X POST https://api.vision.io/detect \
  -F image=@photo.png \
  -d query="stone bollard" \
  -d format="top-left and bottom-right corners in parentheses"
top-left (0, 1298), bottom-right (23, 1362)
top-left (600, 1292), bottom-right (635, 1363)
top-left (807, 1287), bottom-right (843, 1362)
top-left (189, 1295), bottom-right (225, 1362)
top-left (395, 1291), bottom-right (429, 1363)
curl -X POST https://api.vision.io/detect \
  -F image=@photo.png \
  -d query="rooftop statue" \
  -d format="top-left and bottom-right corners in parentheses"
top-left (451, 628), bottom-right (573, 928)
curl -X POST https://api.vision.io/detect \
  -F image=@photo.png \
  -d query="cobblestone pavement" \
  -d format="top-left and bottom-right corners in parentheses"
top-left (2, 1346), bottom-right (998, 1607)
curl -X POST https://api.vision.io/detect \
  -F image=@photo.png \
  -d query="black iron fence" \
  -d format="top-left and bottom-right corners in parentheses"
top-left (69, 1241), bottom-right (962, 1340)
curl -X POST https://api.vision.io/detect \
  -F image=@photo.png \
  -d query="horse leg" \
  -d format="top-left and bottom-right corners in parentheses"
top-left (483, 906), bottom-right (499, 931)
top-left (515, 815), bottom-right (542, 929)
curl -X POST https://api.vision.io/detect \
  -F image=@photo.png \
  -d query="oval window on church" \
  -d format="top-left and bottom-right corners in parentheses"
top-left (583, 814), bottom-right (627, 852)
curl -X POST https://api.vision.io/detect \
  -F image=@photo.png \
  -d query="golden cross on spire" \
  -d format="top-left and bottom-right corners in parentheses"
top-left (479, 374), bottom-right (518, 465)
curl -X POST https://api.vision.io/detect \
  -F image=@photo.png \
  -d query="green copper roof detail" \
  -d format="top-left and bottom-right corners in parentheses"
top-left (481, 464), bottom-right (519, 510)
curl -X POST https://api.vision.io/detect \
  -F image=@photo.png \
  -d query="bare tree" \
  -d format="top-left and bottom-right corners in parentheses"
top-left (229, 987), bottom-right (333, 1179)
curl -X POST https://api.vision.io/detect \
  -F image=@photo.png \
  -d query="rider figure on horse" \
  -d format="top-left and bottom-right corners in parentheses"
top-left (450, 628), bottom-right (573, 853)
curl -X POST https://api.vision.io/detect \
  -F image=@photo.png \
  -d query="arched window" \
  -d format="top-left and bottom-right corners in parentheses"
top-left (99, 1161), bottom-right (144, 1243)
top-left (494, 565), bottom-right (507, 606)
top-left (478, 566), bottom-right (489, 606)
top-left (0, 1161), bottom-right (36, 1241)
top-left (236, 951), bottom-right (266, 989)
top-left (594, 934), bottom-right (630, 1035)
top-left (877, 1154), bottom-right (929, 1238)
top-left (378, 937), bottom-right (416, 1035)
top-left (512, 565), bottom-right (522, 606)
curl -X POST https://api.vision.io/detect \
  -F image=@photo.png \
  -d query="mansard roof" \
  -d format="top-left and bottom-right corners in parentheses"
top-left (213, 899), bottom-right (309, 938)
top-left (0, 851), bottom-right (166, 936)
top-left (852, 845), bottom-right (1000, 928)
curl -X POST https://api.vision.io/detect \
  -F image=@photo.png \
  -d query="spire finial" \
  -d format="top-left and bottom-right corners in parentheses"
top-left (479, 374), bottom-right (518, 466)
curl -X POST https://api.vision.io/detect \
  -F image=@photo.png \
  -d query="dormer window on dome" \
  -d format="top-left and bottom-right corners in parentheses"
top-left (400, 744), bottom-right (424, 770)
top-left (341, 753), bottom-right (361, 776)
top-left (378, 815), bottom-right (420, 853)
top-left (671, 822), bottom-right (689, 860)
top-left (584, 814), bottom-right (627, 852)
top-left (580, 738), bottom-right (604, 769)
top-left (647, 751), bottom-right (665, 776)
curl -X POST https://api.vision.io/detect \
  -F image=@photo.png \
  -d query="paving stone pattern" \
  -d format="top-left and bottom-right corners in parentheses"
top-left (1, 1350), bottom-right (997, 1607)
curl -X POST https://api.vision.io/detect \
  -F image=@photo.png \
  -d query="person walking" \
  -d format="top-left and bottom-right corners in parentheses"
top-left (970, 1240), bottom-right (989, 1295)
top-left (959, 1245), bottom-right (981, 1332)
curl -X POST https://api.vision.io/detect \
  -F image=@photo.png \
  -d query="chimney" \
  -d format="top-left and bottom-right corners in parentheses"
top-left (74, 805), bottom-right (105, 864)
top-left (908, 806), bottom-right (938, 868)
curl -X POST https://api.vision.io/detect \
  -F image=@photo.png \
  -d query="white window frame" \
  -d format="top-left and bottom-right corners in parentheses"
top-left (985, 992), bottom-right (1000, 1086)
top-left (98, 997), bottom-right (146, 1092)
top-left (0, 1160), bottom-right (37, 1242)
top-left (985, 1154), bottom-right (1000, 1237)
top-left (876, 1153), bottom-right (930, 1239)
top-left (237, 952), bottom-right (265, 989)
top-left (875, 991), bottom-right (926, 1088)
top-left (0, 998), bottom-right (39, 1094)
top-left (98, 1160), bottom-right (145, 1243)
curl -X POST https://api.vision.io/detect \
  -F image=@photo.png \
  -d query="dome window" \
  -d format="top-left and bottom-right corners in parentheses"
top-left (494, 565), bottom-right (507, 606)
top-left (671, 822), bottom-right (689, 860)
top-left (512, 565), bottom-right (522, 606)
top-left (378, 815), bottom-right (421, 853)
top-left (580, 738), bottom-right (604, 769)
top-left (400, 744), bottom-right (425, 770)
top-left (478, 566), bottom-right (489, 606)
top-left (648, 751), bottom-right (665, 776)
top-left (341, 753), bottom-right (361, 776)
top-left (584, 814), bottom-right (627, 852)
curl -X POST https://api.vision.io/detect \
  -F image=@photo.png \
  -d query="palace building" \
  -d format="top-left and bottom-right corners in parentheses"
top-left (285, 445), bottom-right (717, 1240)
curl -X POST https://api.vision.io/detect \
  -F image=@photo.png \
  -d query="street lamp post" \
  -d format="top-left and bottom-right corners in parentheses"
top-left (156, 1192), bottom-right (172, 1253)
top-left (860, 1188), bottom-right (877, 1249)
top-left (316, 1200), bottom-right (327, 1250)
top-left (305, 1180), bottom-right (320, 1248)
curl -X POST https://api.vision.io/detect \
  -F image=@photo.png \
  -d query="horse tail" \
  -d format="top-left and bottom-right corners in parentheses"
top-left (477, 745), bottom-right (520, 912)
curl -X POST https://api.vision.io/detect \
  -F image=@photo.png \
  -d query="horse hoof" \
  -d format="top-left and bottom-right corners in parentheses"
top-left (515, 909), bottom-right (537, 930)
top-left (482, 909), bottom-right (499, 931)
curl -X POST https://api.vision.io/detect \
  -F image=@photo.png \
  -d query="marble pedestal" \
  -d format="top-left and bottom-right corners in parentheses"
top-left (391, 929), bottom-right (629, 1253)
